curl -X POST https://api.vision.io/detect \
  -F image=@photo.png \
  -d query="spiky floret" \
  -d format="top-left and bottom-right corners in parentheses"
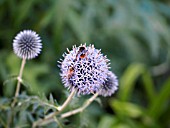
top-left (13, 30), bottom-right (42, 59)
top-left (59, 44), bottom-right (110, 95)
top-left (99, 71), bottom-right (118, 97)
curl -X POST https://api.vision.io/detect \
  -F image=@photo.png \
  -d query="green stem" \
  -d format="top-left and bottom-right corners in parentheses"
top-left (15, 58), bottom-right (26, 97)
top-left (61, 92), bottom-right (99, 118)
top-left (32, 89), bottom-right (76, 128)
top-left (12, 58), bottom-right (26, 107)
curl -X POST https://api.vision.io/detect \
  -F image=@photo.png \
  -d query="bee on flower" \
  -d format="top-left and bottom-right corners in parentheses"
top-left (59, 44), bottom-right (118, 96)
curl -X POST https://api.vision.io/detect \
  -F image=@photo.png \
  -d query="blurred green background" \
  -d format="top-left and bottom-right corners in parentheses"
top-left (0, 0), bottom-right (170, 127)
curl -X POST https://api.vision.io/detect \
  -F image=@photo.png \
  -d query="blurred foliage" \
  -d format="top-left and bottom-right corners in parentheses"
top-left (0, 0), bottom-right (170, 127)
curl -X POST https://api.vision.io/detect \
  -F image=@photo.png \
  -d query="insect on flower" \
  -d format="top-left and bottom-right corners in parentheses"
top-left (59, 44), bottom-right (112, 95)
top-left (76, 46), bottom-right (88, 60)
top-left (67, 66), bottom-right (74, 79)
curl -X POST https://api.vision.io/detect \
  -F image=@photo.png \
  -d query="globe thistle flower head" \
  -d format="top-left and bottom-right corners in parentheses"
top-left (99, 71), bottom-right (118, 97)
top-left (59, 44), bottom-right (110, 95)
top-left (13, 30), bottom-right (42, 59)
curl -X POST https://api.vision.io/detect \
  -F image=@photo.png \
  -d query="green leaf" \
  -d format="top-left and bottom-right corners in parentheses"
top-left (148, 77), bottom-right (170, 120)
top-left (141, 70), bottom-right (156, 103)
top-left (118, 63), bottom-right (145, 101)
top-left (49, 93), bottom-right (54, 105)
top-left (3, 75), bottom-right (17, 86)
top-left (98, 115), bottom-right (118, 128)
top-left (110, 99), bottom-right (144, 118)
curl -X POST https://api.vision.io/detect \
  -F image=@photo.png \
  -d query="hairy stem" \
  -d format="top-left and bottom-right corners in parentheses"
top-left (61, 92), bottom-right (99, 118)
top-left (8, 58), bottom-right (26, 127)
top-left (12, 58), bottom-right (26, 107)
top-left (32, 89), bottom-right (76, 128)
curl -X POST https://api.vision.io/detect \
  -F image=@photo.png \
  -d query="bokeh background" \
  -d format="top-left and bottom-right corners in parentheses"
top-left (0, 0), bottom-right (170, 127)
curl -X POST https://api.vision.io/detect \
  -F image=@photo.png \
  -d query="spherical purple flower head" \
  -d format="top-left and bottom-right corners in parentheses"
top-left (59, 44), bottom-right (110, 95)
top-left (13, 30), bottom-right (42, 59)
top-left (99, 71), bottom-right (118, 97)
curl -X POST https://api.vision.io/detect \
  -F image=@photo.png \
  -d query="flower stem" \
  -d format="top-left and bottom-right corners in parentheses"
top-left (12, 58), bottom-right (26, 107)
top-left (32, 89), bottom-right (76, 128)
top-left (61, 92), bottom-right (99, 118)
